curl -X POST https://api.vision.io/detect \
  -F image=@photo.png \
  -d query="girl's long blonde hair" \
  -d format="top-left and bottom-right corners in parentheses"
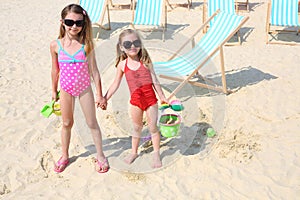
top-left (115, 29), bottom-right (152, 68)
top-left (58, 4), bottom-right (94, 55)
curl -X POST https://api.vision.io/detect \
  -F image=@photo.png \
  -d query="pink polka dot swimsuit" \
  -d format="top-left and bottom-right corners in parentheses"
top-left (57, 40), bottom-right (90, 97)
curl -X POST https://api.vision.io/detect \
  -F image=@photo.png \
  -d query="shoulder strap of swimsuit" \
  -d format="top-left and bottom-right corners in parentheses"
top-left (56, 39), bottom-right (63, 50)
top-left (124, 58), bottom-right (129, 73)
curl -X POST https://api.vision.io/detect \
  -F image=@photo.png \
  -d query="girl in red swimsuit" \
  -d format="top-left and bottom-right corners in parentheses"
top-left (104, 29), bottom-right (168, 168)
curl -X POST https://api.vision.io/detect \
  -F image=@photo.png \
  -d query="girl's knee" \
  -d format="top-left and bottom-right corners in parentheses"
top-left (133, 124), bottom-right (143, 133)
top-left (86, 120), bottom-right (99, 130)
top-left (62, 119), bottom-right (74, 129)
top-left (133, 126), bottom-right (143, 133)
top-left (149, 126), bottom-right (159, 134)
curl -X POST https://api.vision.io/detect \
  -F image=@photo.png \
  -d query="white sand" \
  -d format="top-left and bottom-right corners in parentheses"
top-left (1, 0), bottom-right (300, 199)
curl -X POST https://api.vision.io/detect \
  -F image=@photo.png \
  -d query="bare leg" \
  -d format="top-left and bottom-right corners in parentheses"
top-left (146, 104), bottom-right (162, 168)
top-left (79, 87), bottom-right (108, 172)
top-left (124, 105), bottom-right (143, 164)
top-left (54, 89), bottom-right (74, 172)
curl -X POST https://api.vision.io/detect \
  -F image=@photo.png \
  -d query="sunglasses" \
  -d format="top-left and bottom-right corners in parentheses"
top-left (122, 40), bottom-right (142, 49)
top-left (63, 19), bottom-right (85, 27)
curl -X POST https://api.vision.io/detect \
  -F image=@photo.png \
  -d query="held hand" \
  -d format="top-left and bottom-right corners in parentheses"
top-left (95, 96), bottom-right (107, 110)
top-left (99, 102), bottom-right (107, 110)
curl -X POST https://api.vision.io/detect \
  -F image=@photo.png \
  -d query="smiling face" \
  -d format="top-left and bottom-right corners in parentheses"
top-left (119, 33), bottom-right (142, 58)
top-left (62, 12), bottom-right (84, 37)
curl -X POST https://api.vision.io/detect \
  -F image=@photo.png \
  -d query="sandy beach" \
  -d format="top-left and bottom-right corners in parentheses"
top-left (1, 0), bottom-right (300, 199)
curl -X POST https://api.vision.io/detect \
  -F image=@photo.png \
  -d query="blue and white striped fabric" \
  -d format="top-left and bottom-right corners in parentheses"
top-left (207, 0), bottom-right (235, 26)
top-left (270, 0), bottom-right (299, 26)
top-left (79, 0), bottom-right (106, 23)
top-left (153, 11), bottom-right (244, 77)
top-left (133, 0), bottom-right (163, 26)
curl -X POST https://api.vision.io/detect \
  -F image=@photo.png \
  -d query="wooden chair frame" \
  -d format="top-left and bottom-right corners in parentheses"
top-left (235, 0), bottom-right (250, 12)
top-left (166, 0), bottom-right (193, 10)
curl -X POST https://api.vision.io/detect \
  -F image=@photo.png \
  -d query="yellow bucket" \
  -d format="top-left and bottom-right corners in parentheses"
top-left (53, 102), bottom-right (61, 116)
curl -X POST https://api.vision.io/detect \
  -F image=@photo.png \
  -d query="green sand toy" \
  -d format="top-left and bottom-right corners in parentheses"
top-left (41, 100), bottom-right (56, 118)
top-left (206, 128), bottom-right (216, 138)
top-left (159, 114), bottom-right (181, 138)
top-left (41, 91), bottom-right (60, 118)
top-left (159, 100), bottom-right (184, 111)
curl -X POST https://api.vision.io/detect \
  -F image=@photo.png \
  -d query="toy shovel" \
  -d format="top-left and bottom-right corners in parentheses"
top-left (41, 91), bottom-right (61, 118)
top-left (41, 100), bottom-right (55, 118)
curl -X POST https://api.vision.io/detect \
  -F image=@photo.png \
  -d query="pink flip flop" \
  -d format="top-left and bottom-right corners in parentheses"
top-left (54, 157), bottom-right (69, 173)
top-left (96, 158), bottom-right (109, 173)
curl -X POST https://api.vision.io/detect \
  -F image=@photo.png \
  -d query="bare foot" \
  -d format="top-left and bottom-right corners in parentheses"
top-left (124, 153), bottom-right (138, 164)
top-left (152, 151), bottom-right (162, 168)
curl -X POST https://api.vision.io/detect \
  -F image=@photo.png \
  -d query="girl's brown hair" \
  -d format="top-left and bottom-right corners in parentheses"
top-left (115, 29), bottom-right (152, 68)
top-left (59, 4), bottom-right (94, 55)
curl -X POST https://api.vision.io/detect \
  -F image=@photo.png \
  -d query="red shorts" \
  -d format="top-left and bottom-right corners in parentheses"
top-left (130, 84), bottom-right (157, 111)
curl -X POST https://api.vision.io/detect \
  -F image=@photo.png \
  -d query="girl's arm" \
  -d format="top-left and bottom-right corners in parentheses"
top-left (50, 41), bottom-right (59, 100)
top-left (104, 61), bottom-right (124, 101)
top-left (149, 65), bottom-right (169, 103)
top-left (87, 50), bottom-right (106, 108)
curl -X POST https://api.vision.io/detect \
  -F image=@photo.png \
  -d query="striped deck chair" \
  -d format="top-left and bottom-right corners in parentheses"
top-left (203, 0), bottom-right (243, 45)
top-left (109, 0), bottom-right (134, 10)
top-left (78, 0), bottom-right (111, 40)
top-left (266, 0), bottom-right (300, 45)
top-left (235, 0), bottom-right (250, 12)
top-left (153, 10), bottom-right (249, 99)
top-left (166, 0), bottom-right (193, 10)
top-left (131, 0), bottom-right (167, 41)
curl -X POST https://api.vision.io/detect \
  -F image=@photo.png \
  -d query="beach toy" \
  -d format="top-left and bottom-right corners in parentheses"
top-left (53, 102), bottom-right (61, 116)
top-left (206, 128), bottom-right (216, 138)
top-left (40, 91), bottom-right (61, 118)
top-left (141, 134), bottom-right (152, 142)
top-left (41, 100), bottom-right (61, 117)
top-left (170, 99), bottom-right (184, 111)
top-left (159, 100), bottom-right (184, 111)
top-left (41, 100), bottom-right (56, 118)
top-left (159, 103), bottom-right (170, 110)
top-left (159, 114), bottom-right (181, 138)
top-left (170, 104), bottom-right (184, 111)
top-left (170, 99), bottom-right (181, 105)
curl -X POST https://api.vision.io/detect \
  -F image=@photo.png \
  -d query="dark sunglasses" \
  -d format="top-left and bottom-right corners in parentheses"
top-left (63, 19), bottom-right (85, 27)
top-left (122, 40), bottom-right (142, 49)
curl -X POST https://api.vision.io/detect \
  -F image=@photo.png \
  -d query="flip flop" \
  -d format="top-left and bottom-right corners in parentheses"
top-left (96, 158), bottom-right (109, 173)
top-left (54, 157), bottom-right (69, 173)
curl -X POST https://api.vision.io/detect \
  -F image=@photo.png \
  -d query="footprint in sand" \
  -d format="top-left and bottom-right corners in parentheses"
top-left (0, 183), bottom-right (10, 195)
top-left (218, 129), bottom-right (261, 163)
top-left (38, 151), bottom-right (54, 178)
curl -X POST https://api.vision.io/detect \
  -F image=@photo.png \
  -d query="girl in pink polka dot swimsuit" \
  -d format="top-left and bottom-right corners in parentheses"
top-left (50, 4), bottom-right (109, 173)
top-left (57, 40), bottom-right (90, 97)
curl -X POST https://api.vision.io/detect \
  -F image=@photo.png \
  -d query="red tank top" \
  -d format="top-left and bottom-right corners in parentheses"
top-left (124, 59), bottom-right (153, 95)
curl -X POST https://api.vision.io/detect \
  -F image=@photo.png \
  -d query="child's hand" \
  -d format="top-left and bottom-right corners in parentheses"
top-left (160, 97), bottom-right (169, 105)
top-left (99, 103), bottom-right (106, 110)
top-left (96, 96), bottom-right (107, 110)
top-left (52, 91), bottom-right (59, 101)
